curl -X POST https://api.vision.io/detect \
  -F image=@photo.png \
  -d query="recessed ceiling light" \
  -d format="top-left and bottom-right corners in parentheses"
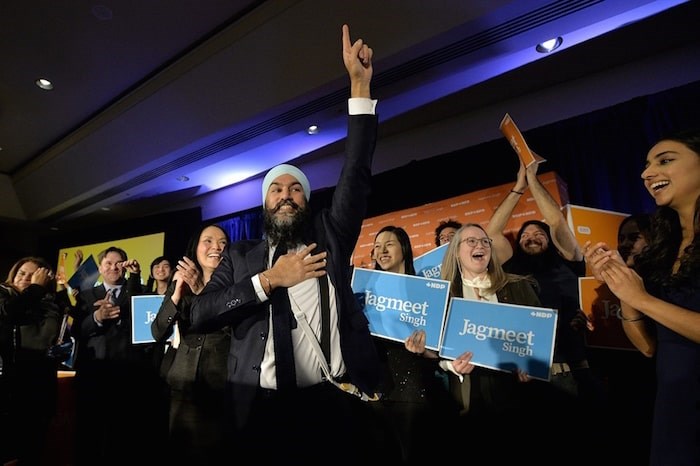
top-left (307, 125), bottom-right (319, 135)
top-left (35, 78), bottom-right (54, 90)
top-left (176, 175), bottom-right (190, 182)
top-left (100, 206), bottom-right (111, 211)
top-left (91, 5), bottom-right (113, 21)
top-left (536, 37), bottom-right (563, 53)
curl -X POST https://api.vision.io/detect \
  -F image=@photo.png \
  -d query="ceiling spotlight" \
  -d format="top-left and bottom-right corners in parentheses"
top-left (536, 37), bottom-right (563, 53)
top-left (91, 5), bottom-right (114, 21)
top-left (176, 175), bottom-right (190, 182)
top-left (307, 125), bottom-right (319, 135)
top-left (35, 78), bottom-right (54, 90)
top-left (100, 206), bottom-right (111, 211)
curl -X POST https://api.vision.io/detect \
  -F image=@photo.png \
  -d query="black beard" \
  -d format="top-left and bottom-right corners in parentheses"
top-left (509, 244), bottom-right (560, 274)
top-left (521, 239), bottom-right (546, 253)
top-left (263, 202), bottom-right (310, 248)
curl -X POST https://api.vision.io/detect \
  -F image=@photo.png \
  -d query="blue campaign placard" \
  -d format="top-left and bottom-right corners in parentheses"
top-left (67, 254), bottom-right (100, 291)
top-left (351, 268), bottom-right (450, 351)
top-left (439, 298), bottom-right (558, 381)
top-left (131, 295), bottom-right (165, 344)
top-left (413, 243), bottom-right (448, 279)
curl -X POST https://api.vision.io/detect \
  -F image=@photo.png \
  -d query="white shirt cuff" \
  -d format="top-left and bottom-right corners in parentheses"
top-left (252, 273), bottom-right (269, 302)
top-left (348, 98), bottom-right (377, 115)
top-left (439, 360), bottom-right (464, 383)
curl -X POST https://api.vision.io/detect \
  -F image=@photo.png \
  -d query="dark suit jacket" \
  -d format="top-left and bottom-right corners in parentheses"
top-left (151, 285), bottom-right (230, 397)
top-left (191, 114), bottom-right (382, 428)
top-left (73, 273), bottom-right (150, 366)
top-left (72, 274), bottom-right (166, 464)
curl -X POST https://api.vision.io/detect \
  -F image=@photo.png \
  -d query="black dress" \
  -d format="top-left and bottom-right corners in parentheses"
top-left (363, 338), bottom-right (458, 463)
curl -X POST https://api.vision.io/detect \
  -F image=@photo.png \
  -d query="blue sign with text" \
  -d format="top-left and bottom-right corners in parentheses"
top-left (351, 268), bottom-right (450, 350)
top-left (413, 243), bottom-right (448, 279)
top-left (439, 298), bottom-right (558, 381)
top-left (131, 295), bottom-right (166, 344)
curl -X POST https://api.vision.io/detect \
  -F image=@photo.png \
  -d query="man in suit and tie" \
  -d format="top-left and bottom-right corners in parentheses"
top-left (191, 24), bottom-right (382, 462)
top-left (72, 246), bottom-right (166, 465)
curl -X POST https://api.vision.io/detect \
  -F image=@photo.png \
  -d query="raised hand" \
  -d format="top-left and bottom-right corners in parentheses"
top-left (175, 256), bottom-right (204, 295)
top-left (342, 24), bottom-right (372, 98)
top-left (118, 259), bottom-right (141, 275)
top-left (31, 267), bottom-right (54, 287)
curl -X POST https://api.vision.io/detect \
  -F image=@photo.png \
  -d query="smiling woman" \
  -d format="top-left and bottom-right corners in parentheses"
top-left (585, 127), bottom-right (700, 466)
top-left (415, 222), bottom-right (542, 462)
top-left (150, 223), bottom-right (231, 464)
top-left (1, 256), bottom-right (62, 464)
top-left (365, 224), bottom-right (456, 463)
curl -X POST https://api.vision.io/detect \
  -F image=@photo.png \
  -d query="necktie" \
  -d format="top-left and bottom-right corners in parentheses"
top-left (270, 243), bottom-right (297, 391)
top-left (108, 287), bottom-right (119, 303)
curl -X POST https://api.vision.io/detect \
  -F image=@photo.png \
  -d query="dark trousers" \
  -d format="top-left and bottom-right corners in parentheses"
top-left (237, 382), bottom-right (370, 465)
top-left (74, 361), bottom-right (168, 466)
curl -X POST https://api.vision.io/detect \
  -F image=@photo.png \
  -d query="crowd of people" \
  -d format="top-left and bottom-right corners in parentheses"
top-left (1, 23), bottom-right (698, 466)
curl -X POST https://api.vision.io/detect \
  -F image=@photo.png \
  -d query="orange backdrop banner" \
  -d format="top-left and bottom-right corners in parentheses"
top-left (351, 171), bottom-right (568, 267)
top-left (353, 173), bottom-right (636, 352)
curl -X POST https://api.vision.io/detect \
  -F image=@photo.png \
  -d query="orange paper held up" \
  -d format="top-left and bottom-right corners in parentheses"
top-left (499, 113), bottom-right (546, 167)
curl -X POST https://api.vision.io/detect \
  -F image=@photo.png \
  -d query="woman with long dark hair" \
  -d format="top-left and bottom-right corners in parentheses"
top-left (584, 128), bottom-right (700, 465)
top-left (151, 224), bottom-right (230, 465)
top-left (364, 225), bottom-right (456, 463)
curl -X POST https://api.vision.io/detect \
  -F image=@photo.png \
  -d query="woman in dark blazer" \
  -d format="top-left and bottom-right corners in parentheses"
top-left (151, 223), bottom-right (230, 466)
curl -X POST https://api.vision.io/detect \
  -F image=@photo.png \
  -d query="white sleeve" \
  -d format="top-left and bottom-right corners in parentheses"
top-left (439, 359), bottom-right (464, 383)
top-left (252, 273), bottom-right (269, 302)
top-left (348, 98), bottom-right (377, 115)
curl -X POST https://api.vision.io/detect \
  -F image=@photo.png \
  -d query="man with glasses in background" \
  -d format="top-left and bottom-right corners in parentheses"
top-left (485, 161), bottom-right (608, 462)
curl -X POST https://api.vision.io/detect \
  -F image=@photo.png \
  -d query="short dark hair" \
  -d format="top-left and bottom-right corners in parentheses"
top-left (98, 246), bottom-right (127, 264)
top-left (434, 220), bottom-right (462, 247)
top-left (618, 213), bottom-right (652, 241)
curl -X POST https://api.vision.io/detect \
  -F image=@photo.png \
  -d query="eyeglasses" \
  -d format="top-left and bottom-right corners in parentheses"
top-left (460, 237), bottom-right (492, 248)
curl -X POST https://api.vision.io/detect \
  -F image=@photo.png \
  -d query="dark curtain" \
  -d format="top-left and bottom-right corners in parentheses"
top-left (215, 80), bottom-right (700, 232)
top-left (217, 209), bottom-right (263, 242)
top-left (525, 80), bottom-right (700, 216)
top-left (365, 79), bottom-right (700, 219)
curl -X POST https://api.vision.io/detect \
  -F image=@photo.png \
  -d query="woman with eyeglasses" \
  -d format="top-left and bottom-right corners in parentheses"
top-left (405, 223), bottom-right (540, 458)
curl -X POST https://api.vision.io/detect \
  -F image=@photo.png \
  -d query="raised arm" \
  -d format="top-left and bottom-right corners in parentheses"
top-left (342, 24), bottom-right (372, 98)
top-left (525, 160), bottom-right (582, 261)
top-left (486, 162), bottom-right (528, 263)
